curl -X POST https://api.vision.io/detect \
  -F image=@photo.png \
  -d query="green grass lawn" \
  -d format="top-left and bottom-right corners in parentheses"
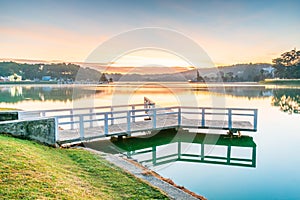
top-left (0, 134), bottom-right (168, 200)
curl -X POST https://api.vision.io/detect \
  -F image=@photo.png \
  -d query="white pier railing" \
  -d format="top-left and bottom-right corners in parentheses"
top-left (18, 99), bottom-right (257, 143)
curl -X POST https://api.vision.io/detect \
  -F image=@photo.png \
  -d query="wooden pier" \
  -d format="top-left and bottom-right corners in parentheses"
top-left (18, 97), bottom-right (258, 145)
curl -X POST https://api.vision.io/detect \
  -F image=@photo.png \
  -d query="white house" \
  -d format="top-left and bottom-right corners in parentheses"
top-left (0, 76), bottom-right (9, 82)
top-left (262, 66), bottom-right (275, 77)
top-left (8, 73), bottom-right (22, 81)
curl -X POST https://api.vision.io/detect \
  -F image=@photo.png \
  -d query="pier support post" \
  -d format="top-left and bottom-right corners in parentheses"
top-left (117, 135), bottom-right (123, 140)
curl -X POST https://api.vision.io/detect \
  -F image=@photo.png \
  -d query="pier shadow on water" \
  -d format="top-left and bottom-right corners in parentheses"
top-left (87, 129), bottom-right (257, 168)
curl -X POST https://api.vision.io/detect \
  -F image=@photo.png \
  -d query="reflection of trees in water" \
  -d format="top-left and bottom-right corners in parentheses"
top-left (272, 89), bottom-right (300, 114)
top-left (193, 86), bottom-right (273, 98)
top-left (192, 86), bottom-right (300, 114)
top-left (0, 86), bottom-right (105, 103)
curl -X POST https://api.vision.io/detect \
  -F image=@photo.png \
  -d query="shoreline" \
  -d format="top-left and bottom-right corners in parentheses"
top-left (260, 79), bottom-right (300, 85)
top-left (84, 147), bottom-right (206, 200)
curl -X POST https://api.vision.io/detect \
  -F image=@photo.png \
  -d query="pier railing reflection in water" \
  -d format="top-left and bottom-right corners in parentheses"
top-left (112, 129), bottom-right (257, 168)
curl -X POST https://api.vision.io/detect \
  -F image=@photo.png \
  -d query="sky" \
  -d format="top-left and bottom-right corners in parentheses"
top-left (0, 0), bottom-right (300, 68)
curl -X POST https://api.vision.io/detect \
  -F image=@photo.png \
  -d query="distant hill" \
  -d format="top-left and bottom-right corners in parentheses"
top-left (106, 63), bottom-right (272, 82)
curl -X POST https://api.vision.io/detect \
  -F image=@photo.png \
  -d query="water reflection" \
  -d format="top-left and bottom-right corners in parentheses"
top-left (9, 86), bottom-right (23, 97)
top-left (192, 84), bottom-right (300, 114)
top-left (0, 85), bottom-right (105, 103)
top-left (112, 129), bottom-right (257, 168)
top-left (272, 89), bottom-right (300, 114)
top-left (1, 84), bottom-right (300, 115)
top-left (192, 85), bottom-right (273, 98)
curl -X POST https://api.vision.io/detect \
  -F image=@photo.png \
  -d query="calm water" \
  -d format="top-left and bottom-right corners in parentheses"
top-left (1, 83), bottom-right (300, 199)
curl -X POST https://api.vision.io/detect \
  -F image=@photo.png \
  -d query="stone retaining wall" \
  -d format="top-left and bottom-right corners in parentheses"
top-left (0, 117), bottom-right (57, 146)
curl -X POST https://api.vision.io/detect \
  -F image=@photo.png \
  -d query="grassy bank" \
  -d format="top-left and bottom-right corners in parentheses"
top-left (0, 108), bottom-right (19, 111)
top-left (0, 134), bottom-right (168, 200)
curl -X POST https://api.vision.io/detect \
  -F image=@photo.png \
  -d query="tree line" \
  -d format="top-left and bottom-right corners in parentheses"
top-left (0, 62), bottom-right (109, 82)
top-left (1, 48), bottom-right (299, 83)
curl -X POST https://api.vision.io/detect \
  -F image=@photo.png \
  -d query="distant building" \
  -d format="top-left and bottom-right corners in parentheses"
top-left (0, 76), bottom-right (8, 82)
top-left (42, 76), bottom-right (51, 81)
top-left (262, 66), bottom-right (275, 77)
top-left (8, 74), bottom-right (22, 81)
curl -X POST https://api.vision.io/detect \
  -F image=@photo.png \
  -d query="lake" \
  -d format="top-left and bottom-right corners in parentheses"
top-left (1, 82), bottom-right (300, 199)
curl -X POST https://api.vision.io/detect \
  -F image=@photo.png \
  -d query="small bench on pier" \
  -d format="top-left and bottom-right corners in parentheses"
top-left (18, 97), bottom-right (258, 145)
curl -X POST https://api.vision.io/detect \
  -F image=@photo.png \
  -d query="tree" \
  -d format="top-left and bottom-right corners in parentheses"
top-left (100, 73), bottom-right (108, 82)
top-left (196, 70), bottom-right (205, 82)
top-left (272, 49), bottom-right (300, 66)
top-left (273, 48), bottom-right (300, 79)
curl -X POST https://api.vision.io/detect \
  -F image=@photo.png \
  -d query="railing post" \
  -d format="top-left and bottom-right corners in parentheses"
top-left (177, 107), bottom-right (181, 126)
top-left (89, 108), bottom-right (93, 128)
top-left (104, 113), bottom-right (109, 136)
top-left (152, 109), bottom-right (157, 128)
top-left (132, 105), bottom-right (136, 122)
top-left (79, 115), bottom-right (84, 139)
top-left (70, 110), bottom-right (74, 130)
top-left (127, 111), bottom-right (131, 135)
top-left (42, 111), bottom-right (46, 117)
top-left (253, 109), bottom-right (258, 131)
top-left (228, 109), bottom-right (232, 129)
top-left (54, 117), bottom-right (59, 142)
top-left (110, 107), bottom-right (114, 125)
top-left (201, 108), bottom-right (205, 127)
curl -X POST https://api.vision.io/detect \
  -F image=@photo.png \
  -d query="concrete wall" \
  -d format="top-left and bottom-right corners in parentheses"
top-left (0, 117), bottom-right (57, 146)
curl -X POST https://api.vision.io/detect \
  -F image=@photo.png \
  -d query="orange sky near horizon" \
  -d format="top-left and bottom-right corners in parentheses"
top-left (0, 27), bottom-right (280, 67)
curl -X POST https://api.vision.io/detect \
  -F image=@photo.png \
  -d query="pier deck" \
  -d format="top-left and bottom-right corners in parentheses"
top-left (19, 98), bottom-right (257, 145)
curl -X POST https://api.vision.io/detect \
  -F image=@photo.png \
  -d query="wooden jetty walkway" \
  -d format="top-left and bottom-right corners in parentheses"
top-left (18, 97), bottom-right (258, 145)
